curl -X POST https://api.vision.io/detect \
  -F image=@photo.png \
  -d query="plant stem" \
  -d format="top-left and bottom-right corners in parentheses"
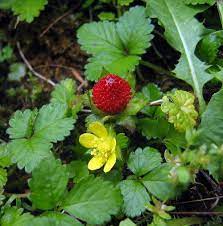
top-left (217, 0), bottom-right (223, 28)
top-left (140, 60), bottom-right (174, 77)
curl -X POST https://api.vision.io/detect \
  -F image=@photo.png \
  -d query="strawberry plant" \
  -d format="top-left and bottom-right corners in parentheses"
top-left (1, 0), bottom-right (223, 225)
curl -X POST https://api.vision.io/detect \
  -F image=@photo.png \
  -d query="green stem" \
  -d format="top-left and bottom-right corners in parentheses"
top-left (217, 0), bottom-right (223, 28)
top-left (140, 60), bottom-right (174, 77)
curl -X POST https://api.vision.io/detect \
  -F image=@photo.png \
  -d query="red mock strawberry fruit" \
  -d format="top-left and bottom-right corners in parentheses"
top-left (92, 74), bottom-right (132, 114)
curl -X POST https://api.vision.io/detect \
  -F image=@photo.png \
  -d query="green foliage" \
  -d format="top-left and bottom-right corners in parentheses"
top-left (120, 180), bottom-right (150, 217)
top-left (67, 160), bottom-right (89, 183)
top-left (8, 63), bottom-right (26, 81)
top-left (0, 0), bottom-right (48, 22)
top-left (147, 0), bottom-right (212, 111)
top-left (0, 45), bottom-right (13, 62)
top-left (98, 12), bottom-right (115, 21)
top-left (7, 103), bottom-right (75, 172)
top-left (161, 90), bottom-right (198, 132)
top-left (142, 164), bottom-right (177, 200)
top-left (183, 0), bottom-right (215, 5)
top-left (29, 157), bottom-right (69, 210)
top-left (118, 0), bottom-right (135, 6)
top-left (0, 168), bottom-right (7, 189)
top-left (199, 89), bottom-right (223, 145)
top-left (77, 6), bottom-right (154, 81)
top-left (197, 30), bottom-right (223, 64)
top-left (127, 147), bottom-right (162, 176)
top-left (119, 218), bottom-right (136, 226)
top-left (0, 207), bottom-right (33, 226)
top-left (62, 175), bottom-right (122, 224)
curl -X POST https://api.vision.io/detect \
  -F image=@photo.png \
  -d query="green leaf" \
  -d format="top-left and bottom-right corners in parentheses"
top-left (7, 109), bottom-right (37, 139)
top-left (196, 30), bottom-right (223, 64)
top-left (119, 218), bottom-right (136, 226)
top-left (147, 0), bottom-right (212, 111)
top-left (199, 89), bottom-right (223, 145)
top-left (78, 6), bottom-right (153, 81)
top-left (62, 175), bottom-right (122, 224)
top-left (116, 6), bottom-right (153, 55)
top-left (116, 133), bottom-right (129, 149)
top-left (67, 160), bottom-right (89, 183)
top-left (0, 144), bottom-right (12, 167)
top-left (118, 0), bottom-right (134, 6)
top-left (34, 103), bottom-right (75, 143)
top-left (140, 83), bottom-right (163, 116)
top-left (29, 157), bottom-right (69, 210)
top-left (121, 93), bottom-right (148, 116)
top-left (12, 0), bottom-right (48, 23)
top-left (119, 179), bottom-right (150, 217)
top-left (161, 90), bottom-right (198, 132)
top-left (0, 0), bottom-right (15, 9)
top-left (142, 164), bottom-right (176, 200)
top-left (127, 147), bottom-right (162, 176)
top-left (0, 168), bottom-right (7, 188)
top-left (35, 212), bottom-right (83, 226)
top-left (98, 12), bottom-right (115, 21)
top-left (51, 79), bottom-right (76, 107)
top-left (137, 117), bottom-right (170, 140)
top-left (8, 137), bottom-right (52, 172)
top-left (166, 217), bottom-right (202, 226)
top-left (0, 207), bottom-right (34, 226)
top-left (8, 63), bottom-right (26, 81)
top-left (183, 0), bottom-right (215, 5)
top-left (0, 45), bottom-right (13, 62)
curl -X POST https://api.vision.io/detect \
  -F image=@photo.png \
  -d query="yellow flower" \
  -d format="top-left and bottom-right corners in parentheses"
top-left (79, 121), bottom-right (117, 173)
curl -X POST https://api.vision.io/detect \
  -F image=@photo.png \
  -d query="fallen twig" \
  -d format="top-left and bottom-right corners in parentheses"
top-left (17, 42), bottom-right (56, 86)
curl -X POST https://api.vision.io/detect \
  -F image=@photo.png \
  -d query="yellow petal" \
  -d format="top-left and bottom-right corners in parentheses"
top-left (88, 121), bottom-right (107, 138)
top-left (79, 133), bottom-right (98, 148)
top-left (88, 156), bottom-right (105, 170)
top-left (103, 152), bottom-right (116, 173)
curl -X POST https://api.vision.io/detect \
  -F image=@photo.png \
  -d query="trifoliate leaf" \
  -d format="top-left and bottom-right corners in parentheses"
top-left (196, 30), bottom-right (223, 64)
top-left (29, 157), bottom-right (69, 210)
top-left (67, 160), bottom-right (89, 183)
top-left (118, 0), bottom-right (134, 6)
top-left (147, 0), bottom-right (212, 111)
top-left (98, 12), bottom-right (115, 21)
top-left (8, 63), bottom-right (26, 81)
top-left (161, 90), bottom-right (198, 132)
top-left (34, 103), bottom-right (75, 143)
top-left (35, 212), bottom-right (83, 226)
top-left (119, 218), bottom-right (136, 226)
top-left (0, 207), bottom-right (34, 226)
top-left (7, 109), bottom-right (37, 139)
top-left (8, 137), bottom-right (53, 172)
top-left (0, 168), bottom-right (7, 188)
top-left (51, 79), bottom-right (76, 107)
top-left (142, 164), bottom-right (176, 200)
top-left (119, 180), bottom-right (150, 217)
top-left (199, 89), bottom-right (223, 145)
top-left (183, 0), bottom-right (215, 5)
top-left (62, 175), bottom-right (122, 224)
top-left (127, 147), bottom-right (162, 176)
top-left (77, 6), bottom-right (153, 81)
top-left (12, 0), bottom-right (48, 23)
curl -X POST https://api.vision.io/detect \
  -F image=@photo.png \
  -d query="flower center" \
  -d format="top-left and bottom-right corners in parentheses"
top-left (91, 136), bottom-right (114, 159)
